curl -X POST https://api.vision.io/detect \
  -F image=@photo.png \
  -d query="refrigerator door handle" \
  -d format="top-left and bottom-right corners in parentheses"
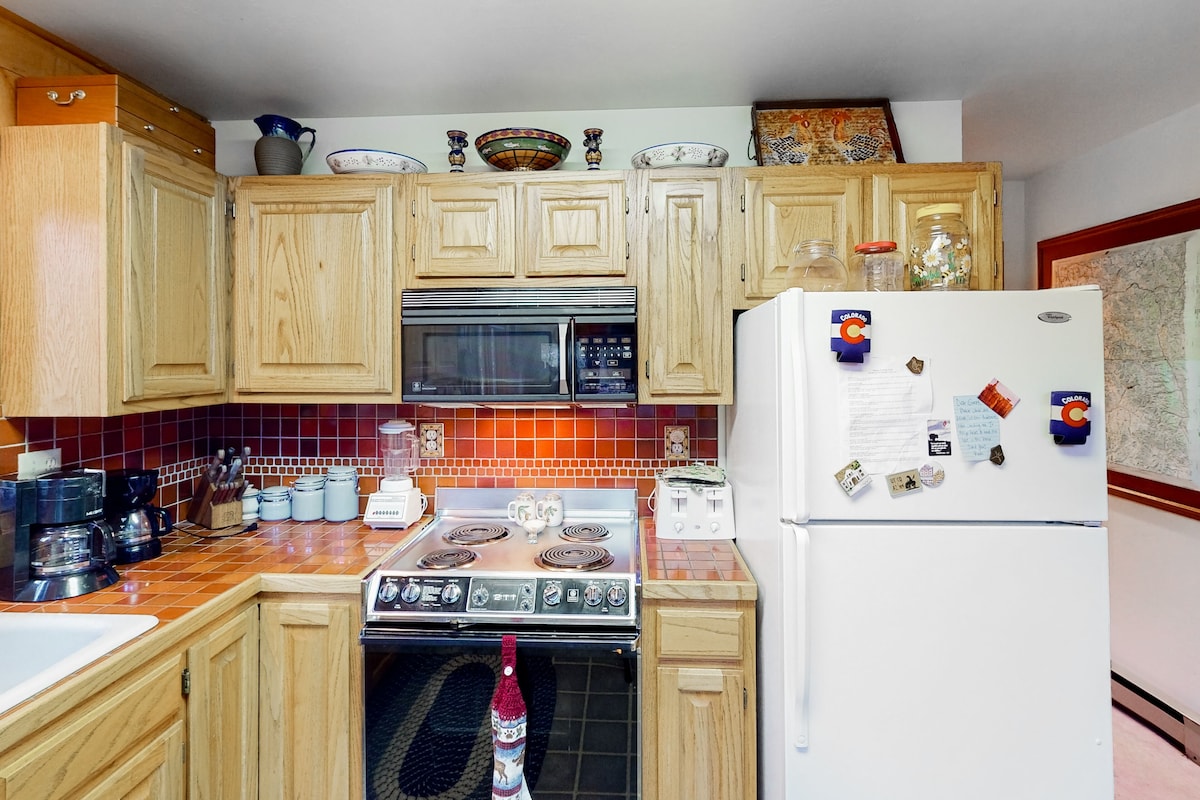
top-left (784, 523), bottom-right (811, 749)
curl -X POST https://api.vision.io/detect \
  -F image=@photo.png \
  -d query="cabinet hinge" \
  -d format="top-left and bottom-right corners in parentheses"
top-left (644, 196), bottom-right (649, 214)
top-left (626, 242), bottom-right (630, 260)
top-left (740, 263), bottom-right (746, 282)
top-left (625, 196), bottom-right (630, 215)
top-left (181, 667), bottom-right (191, 696)
top-left (744, 687), bottom-right (748, 709)
top-left (412, 243), bottom-right (416, 261)
top-left (644, 360), bottom-right (650, 379)
top-left (412, 199), bottom-right (416, 217)
top-left (993, 190), bottom-right (999, 207)
top-left (226, 201), bottom-right (235, 219)
top-left (740, 194), bottom-right (746, 213)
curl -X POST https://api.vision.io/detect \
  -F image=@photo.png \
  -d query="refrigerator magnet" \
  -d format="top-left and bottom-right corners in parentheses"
top-left (927, 419), bottom-right (952, 456)
top-left (886, 469), bottom-right (923, 497)
top-left (830, 309), bottom-right (871, 363)
top-left (835, 459), bottom-right (871, 497)
top-left (919, 461), bottom-right (945, 487)
top-left (989, 445), bottom-right (1006, 465)
top-left (978, 378), bottom-right (1020, 417)
top-left (1050, 391), bottom-right (1091, 445)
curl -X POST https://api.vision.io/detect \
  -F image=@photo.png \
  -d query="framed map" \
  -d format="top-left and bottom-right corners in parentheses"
top-left (1038, 197), bottom-right (1200, 519)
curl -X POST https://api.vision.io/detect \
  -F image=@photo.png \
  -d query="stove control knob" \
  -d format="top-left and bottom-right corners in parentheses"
top-left (518, 597), bottom-right (534, 612)
top-left (606, 584), bottom-right (628, 607)
top-left (584, 584), bottom-right (603, 607)
top-left (542, 582), bottom-right (562, 606)
top-left (399, 582), bottom-right (421, 605)
top-left (440, 583), bottom-right (462, 605)
top-left (471, 586), bottom-right (490, 608)
top-left (379, 581), bottom-right (400, 604)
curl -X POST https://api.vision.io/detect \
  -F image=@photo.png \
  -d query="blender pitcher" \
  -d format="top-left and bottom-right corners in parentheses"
top-left (364, 420), bottom-right (427, 528)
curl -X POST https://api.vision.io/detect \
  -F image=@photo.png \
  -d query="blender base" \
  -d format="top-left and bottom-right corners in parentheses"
top-left (362, 486), bottom-right (425, 529)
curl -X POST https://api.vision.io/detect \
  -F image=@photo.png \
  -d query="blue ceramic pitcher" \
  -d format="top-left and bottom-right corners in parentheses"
top-left (253, 115), bottom-right (316, 175)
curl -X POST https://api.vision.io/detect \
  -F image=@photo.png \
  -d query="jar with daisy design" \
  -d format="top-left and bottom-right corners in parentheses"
top-left (908, 203), bottom-right (973, 290)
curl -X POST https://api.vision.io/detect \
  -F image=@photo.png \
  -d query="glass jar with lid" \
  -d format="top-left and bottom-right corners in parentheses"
top-left (787, 239), bottom-right (849, 292)
top-left (908, 203), bottom-right (973, 290)
top-left (852, 241), bottom-right (904, 291)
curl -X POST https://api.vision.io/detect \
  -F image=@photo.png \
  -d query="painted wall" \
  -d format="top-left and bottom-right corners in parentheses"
top-left (1024, 100), bottom-right (1200, 722)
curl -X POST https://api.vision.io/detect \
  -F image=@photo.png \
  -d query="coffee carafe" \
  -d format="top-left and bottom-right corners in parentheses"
top-left (105, 468), bottom-right (172, 564)
top-left (15, 470), bottom-right (119, 602)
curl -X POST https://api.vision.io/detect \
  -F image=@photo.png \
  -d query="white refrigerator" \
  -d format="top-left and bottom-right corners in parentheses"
top-left (726, 287), bottom-right (1113, 799)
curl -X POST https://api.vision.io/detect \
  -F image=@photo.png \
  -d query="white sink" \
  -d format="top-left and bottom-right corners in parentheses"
top-left (0, 613), bottom-right (158, 715)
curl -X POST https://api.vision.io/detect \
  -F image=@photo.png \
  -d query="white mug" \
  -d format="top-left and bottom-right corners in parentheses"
top-left (538, 492), bottom-right (564, 527)
top-left (507, 492), bottom-right (536, 524)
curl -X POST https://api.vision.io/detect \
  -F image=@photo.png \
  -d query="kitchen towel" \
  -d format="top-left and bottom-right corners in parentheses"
top-left (491, 635), bottom-right (533, 800)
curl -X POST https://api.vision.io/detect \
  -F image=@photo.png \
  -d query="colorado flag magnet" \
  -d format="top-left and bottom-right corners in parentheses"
top-left (1050, 391), bottom-right (1091, 445)
top-left (831, 309), bottom-right (871, 363)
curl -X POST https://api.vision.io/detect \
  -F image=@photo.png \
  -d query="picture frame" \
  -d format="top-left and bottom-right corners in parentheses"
top-left (750, 98), bottom-right (904, 166)
top-left (1037, 197), bottom-right (1200, 520)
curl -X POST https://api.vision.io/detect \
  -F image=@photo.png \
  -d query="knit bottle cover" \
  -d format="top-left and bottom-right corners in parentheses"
top-left (491, 635), bottom-right (532, 800)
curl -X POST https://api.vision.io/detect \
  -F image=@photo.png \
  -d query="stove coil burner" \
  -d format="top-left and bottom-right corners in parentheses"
top-left (559, 523), bottom-right (611, 543)
top-left (418, 548), bottom-right (477, 570)
top-left (535, 543), bottom-right (615, 572)
top-left (443, 523), bottom-right (510, 546)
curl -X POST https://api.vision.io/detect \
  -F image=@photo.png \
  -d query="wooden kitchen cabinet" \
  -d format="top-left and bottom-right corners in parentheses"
top-left (635, 170), bottom-right (733, 404)
top-left (0, 122), bottom-right (229, 416)
top-left (187, 603), bottom-right (260, 800)
top-left (258, 597), bottom-right (362, 800)
top-left (231, 175), bottom-right (402, 401)
top-left (409, 171), bottom-right (629, 284)
top-left (642, 600), bottom-right (757, 800)
top-left (735, 162), bottom-right (1002, 306)
top-left (0, 651), bottom-right (188, 800)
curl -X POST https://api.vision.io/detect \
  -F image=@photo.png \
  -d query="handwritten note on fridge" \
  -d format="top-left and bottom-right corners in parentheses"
top-left (953, 395), bottom-right (1001, 461)
top-left (837, 359), bottom-right (934, 474)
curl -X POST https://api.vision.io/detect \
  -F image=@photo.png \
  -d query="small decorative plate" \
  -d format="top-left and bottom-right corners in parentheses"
top-left (631, 142), bottom-right (729, 169)
top-left (326, 149), bottom-right (428, 174)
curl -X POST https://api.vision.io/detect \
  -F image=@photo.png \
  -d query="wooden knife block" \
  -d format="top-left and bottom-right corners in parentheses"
top-left (186, 478), bottom-right (243, 529)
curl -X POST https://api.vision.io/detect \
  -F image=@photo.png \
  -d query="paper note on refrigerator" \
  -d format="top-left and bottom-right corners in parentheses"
top-left (953, 395), bottom-right (1002, 460)
top-left (837, 359), bottom-right (934, 474)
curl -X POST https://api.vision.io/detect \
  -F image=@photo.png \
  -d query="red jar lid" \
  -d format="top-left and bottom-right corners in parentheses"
top-left (854, 241), bottom-right (897, 254)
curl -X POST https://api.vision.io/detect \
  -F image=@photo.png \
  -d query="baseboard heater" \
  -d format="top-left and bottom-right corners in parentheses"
top-left (1112, 671), bottom-right (1200, 765)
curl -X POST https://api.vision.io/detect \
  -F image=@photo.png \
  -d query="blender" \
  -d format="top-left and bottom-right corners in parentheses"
top-left (363, 420), bottom-right (426, 528)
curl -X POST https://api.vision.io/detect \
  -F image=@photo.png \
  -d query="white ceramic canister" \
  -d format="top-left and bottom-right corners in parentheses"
top-left (323, 466), bottom-right (360, 522)
top-left (259, 486), bottom-right (291, 521)
top-left (241, 484), bottom-right (261, 522)
top-left (290, 475), bottom-right (326, 522)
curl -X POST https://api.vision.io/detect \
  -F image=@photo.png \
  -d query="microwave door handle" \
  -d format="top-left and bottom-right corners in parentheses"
top-left (558, 321), bottom-right (570, 395)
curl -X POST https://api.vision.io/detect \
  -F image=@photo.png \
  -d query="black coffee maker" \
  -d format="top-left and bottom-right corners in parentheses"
top-left (1, 470), bottom-right (120, 602)
top-left (105, 468), bottom-right (172, 564)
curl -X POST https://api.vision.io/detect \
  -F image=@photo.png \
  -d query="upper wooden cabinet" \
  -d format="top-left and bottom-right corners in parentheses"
top-left (635, 170), bottom-right (733, 404)
top-left (231, 175), bottom-right (402, 400)
top-left (735, 162), bottom-right (1002, 307)
top-left (409, 171), bottom-right (629, 284)
top-left (0, 123), bottom-right (228, 416)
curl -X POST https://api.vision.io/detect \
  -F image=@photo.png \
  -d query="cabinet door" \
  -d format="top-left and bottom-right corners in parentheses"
top-left (0, 652), bottom-right (187, 800)
top-left (123, 140), bottom-right (228, 402)
top-left (259, 599), bottom-right (361, 800)
top-left (870, 164), bottom-right (1003, 290)
top-left (522, 176), bottom-right (627, 277)
top-left (78, 719), bottom-right (186, 800)
top-left (412, 176), bottom-right (516, 278)
top-left (188, 605), bottom-right (260, 800)
top-left (234, 178), bottom-right (395, 394)
top-left (638, 172), bottom-right (731, 404)
top-left (654, 666), bottom-right (747, 800)
top-left (740, 171), bottom-right (865, 307)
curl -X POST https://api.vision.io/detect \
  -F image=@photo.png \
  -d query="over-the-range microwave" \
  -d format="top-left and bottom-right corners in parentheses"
top-left (400, 286), bottom-right (637, 405)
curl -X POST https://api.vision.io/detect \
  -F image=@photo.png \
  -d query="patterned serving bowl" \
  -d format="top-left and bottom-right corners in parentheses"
top-left (631, 142), bottom-right (729, 169)
top-left (474, 128), bottom-right (571, 171)
top-left (326, 149), bottom-right (428, 174)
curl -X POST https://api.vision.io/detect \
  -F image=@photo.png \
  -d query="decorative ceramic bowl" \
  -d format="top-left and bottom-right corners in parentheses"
top-left (474, 128), bottom-right (571, 171)
top-left (326, 149), bottom-right (428, 174)
top-left (631, 142), bottom-right (729, 169)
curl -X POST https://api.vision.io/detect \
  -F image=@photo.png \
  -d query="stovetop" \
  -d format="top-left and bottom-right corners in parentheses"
top-left (363, 488), bottom-right (639, 628)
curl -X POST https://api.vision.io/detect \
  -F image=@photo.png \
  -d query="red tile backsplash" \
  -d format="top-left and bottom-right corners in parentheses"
top-left (0, 403), bottom-right (718, 518)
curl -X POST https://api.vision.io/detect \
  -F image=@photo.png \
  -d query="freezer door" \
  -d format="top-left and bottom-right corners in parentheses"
top-left (793, 287), bottom-right (1108, 523)
top-left (775, 523), bottom-right (1114, 800)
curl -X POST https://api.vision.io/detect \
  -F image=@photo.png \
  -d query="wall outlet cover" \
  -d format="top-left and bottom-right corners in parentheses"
top-left (664, 426), bottom-right (690, 460)
top-left (18, 447), bottom-right (62, 478)
top-left (420, 423), bottom-right (444, 458)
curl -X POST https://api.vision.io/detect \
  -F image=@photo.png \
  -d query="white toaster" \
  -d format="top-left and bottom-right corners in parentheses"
top-left (653, 478), bottom-right (736, 540)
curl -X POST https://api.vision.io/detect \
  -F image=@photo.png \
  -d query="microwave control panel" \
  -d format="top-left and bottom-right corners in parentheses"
top-left (575, 323), bottom-right (636, 398)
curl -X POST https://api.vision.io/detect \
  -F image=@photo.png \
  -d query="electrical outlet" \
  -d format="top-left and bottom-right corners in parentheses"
top-left (420, 423), bottom-right (444, 458)
top-left (18, 447), bottom-right (62, 478)
top-left (664, 426), bottom-right (690, 460)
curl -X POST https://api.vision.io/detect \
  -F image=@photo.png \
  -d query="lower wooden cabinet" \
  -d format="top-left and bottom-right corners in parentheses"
top-left (258, 597), bottom-right (362, 800)
top-left (642, 599), bottom-right (757, 800)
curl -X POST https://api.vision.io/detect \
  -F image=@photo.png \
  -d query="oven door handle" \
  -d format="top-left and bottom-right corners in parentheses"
top-left (360, 628), bottom-right (639, 654)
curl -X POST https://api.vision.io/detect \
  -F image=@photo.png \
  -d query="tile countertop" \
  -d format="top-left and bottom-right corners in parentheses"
top-left (0, 517), bottom-right (757, 616)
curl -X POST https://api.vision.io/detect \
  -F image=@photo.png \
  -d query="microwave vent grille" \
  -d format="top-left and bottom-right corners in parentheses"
top-left (402, 286), bottom-right (635, 311)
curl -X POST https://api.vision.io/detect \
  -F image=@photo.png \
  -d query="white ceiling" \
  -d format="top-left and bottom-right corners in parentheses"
top-left (7, 0), bottom-right (1200, 179)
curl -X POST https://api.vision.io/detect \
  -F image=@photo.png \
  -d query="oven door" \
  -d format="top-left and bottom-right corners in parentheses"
top-left (401, 315), bottom-right (571, 403)
top-left (361, 626), bottom-right (640, 800)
